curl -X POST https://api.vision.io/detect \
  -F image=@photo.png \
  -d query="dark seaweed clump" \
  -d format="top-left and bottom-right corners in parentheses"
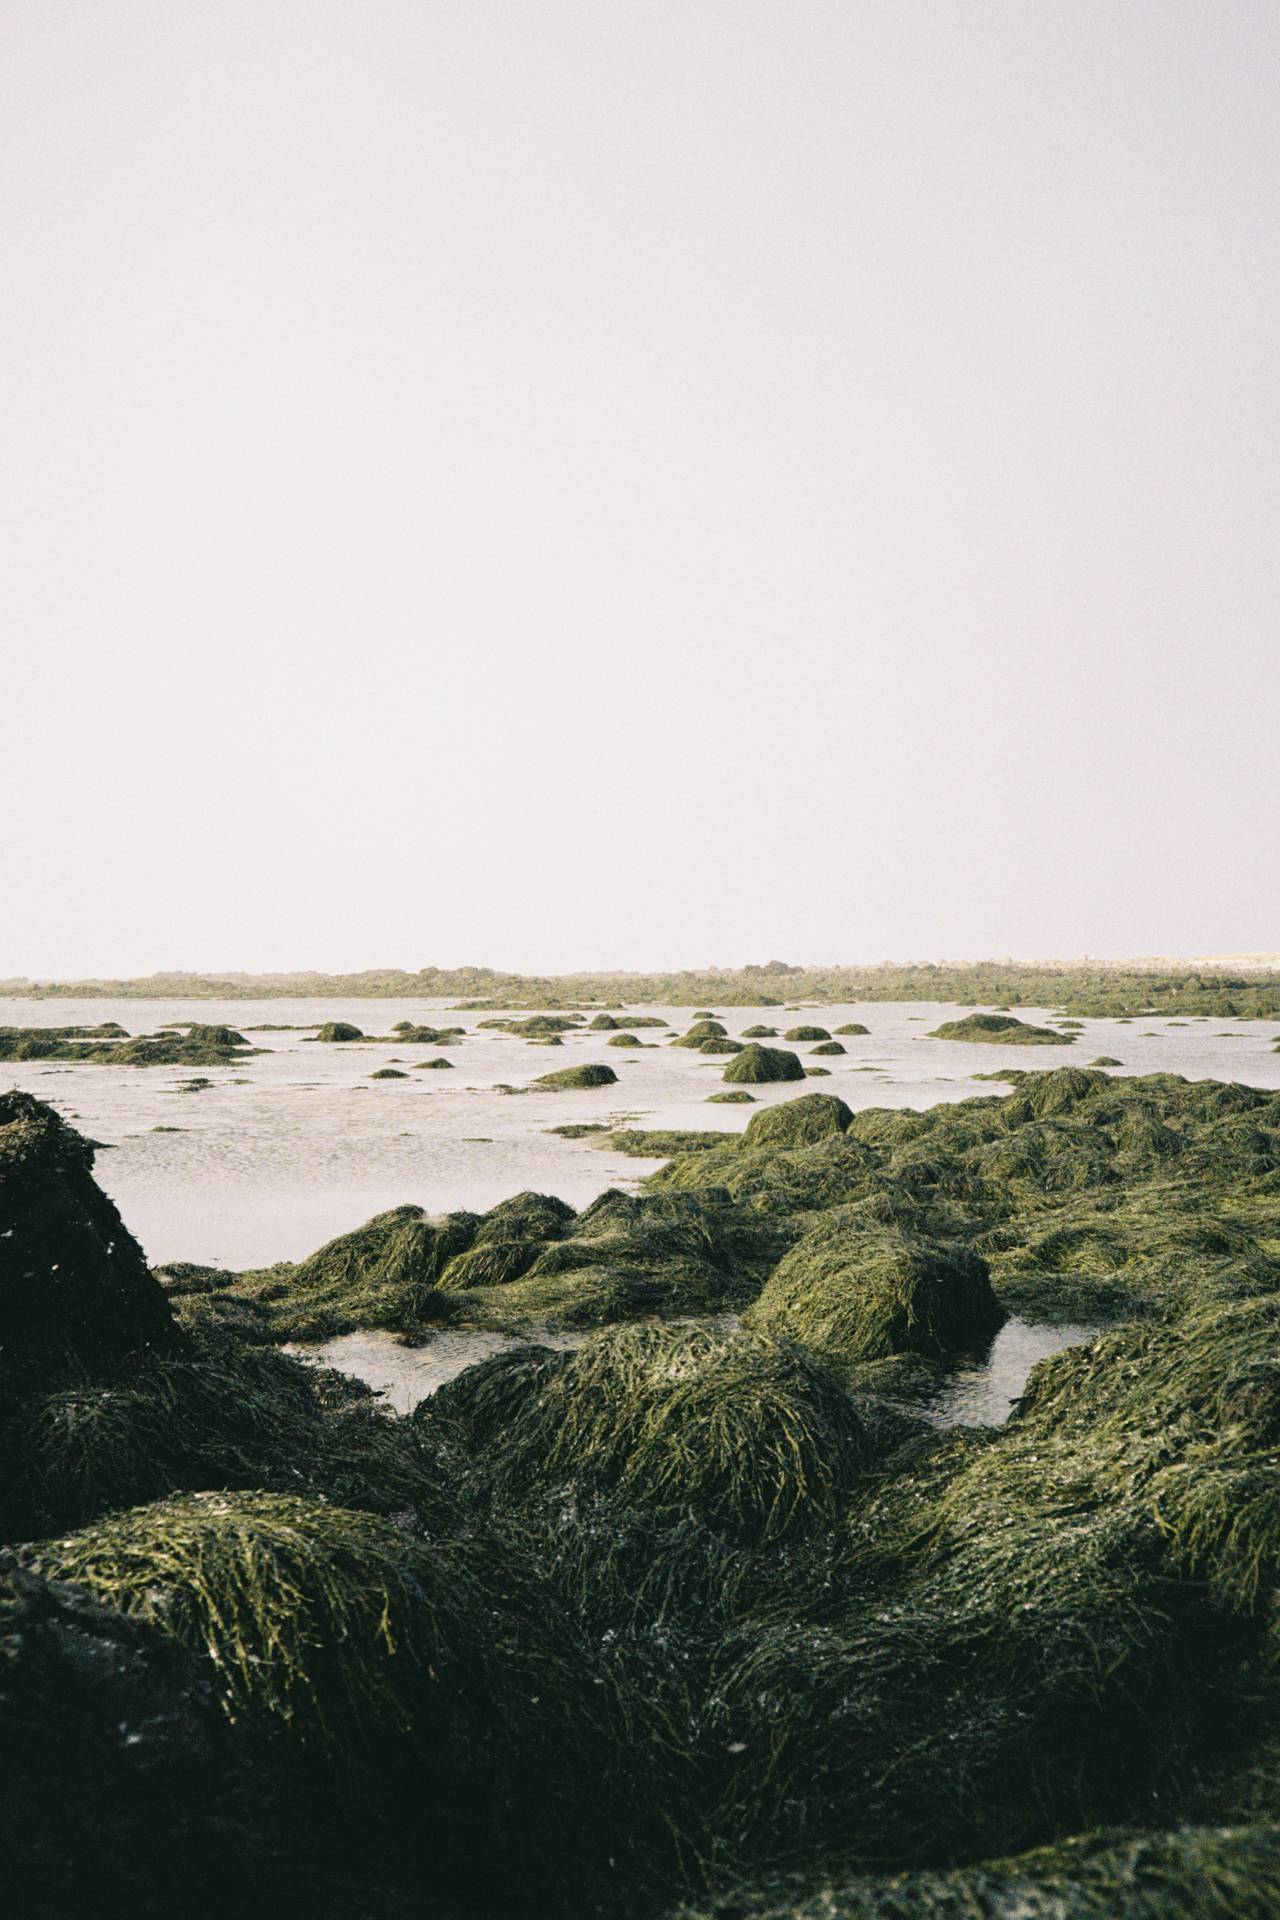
top-left (5, 1069), bottom-right (1280, 1919)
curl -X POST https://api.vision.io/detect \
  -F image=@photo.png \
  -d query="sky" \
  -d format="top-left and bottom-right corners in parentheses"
top-left (2, 1), bottom-right (1277, 978)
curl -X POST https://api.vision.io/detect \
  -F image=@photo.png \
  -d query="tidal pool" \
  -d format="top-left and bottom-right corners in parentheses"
top-left (296, 1314), bottom-right (1102, 1427)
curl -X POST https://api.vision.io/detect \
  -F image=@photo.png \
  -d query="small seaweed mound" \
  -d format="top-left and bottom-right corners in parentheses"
top-left (673, 1020), bottom-right (730, 1048)
top-left (589, 1014), bottom-right (620, 1029)
top-left (532, 1063), bottom-right (618, 1091)
top-left (834, 1022), bottom-right (870, 1036)
top-left (784, 1026), bottom-right (831, 1043)
top-left (929, 1013), bottom-right (1075, 1045)
top-left (708, 1091), bottom-right (755, 1104)
top-left (310, 1022), bottom-right (365, 1043)
top-left (810, 1040), bottom-right (846, 1055)
top-left (608, 1032), bottom-right (645, 1048)
top-left (464, 1323), bottom-right (869, 1542)
top-left (0, 1092), bottom-right (178, 1384)
top-left (29, 1492), bottom-right (460, 1758)
top-left (370, 1067), bottom-right (407, 1079)
top-left (746, 1216), bottom-right (1003, 1367)
top-left (722, 1045), bottom-right (805, 1084)
top-left (1092, 1055), bottom-right (1123, 1067)
top-left (741, 1025), bottom-right (778, 1038)
top-left (742, 1093), bottom-right (854, 1151)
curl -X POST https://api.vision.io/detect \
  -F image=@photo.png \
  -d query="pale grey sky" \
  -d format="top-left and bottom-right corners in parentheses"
top-left (3, 2), bottom-right (1276, 977)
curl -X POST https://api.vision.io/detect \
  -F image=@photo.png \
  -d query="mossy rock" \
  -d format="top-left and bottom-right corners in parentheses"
top-left (810, 1040), bottom-right (846, 1055)
top-left (784, 1026), bottom-right (831, 1042)
top-left (673, 1020), bottom-right (729, 1048)
top-left (722, 1045), bottom-right (805, 1084)
top-left (607, 1033), bottom-right (645, 1048)
top-left (708, 1091), bottom-right (755, 1104)
top-left (741, 1025), bottom-right (778, 1038)
top-left (311, 1022), bottom-right (365, 1043)
top-left (1092, 1056), bottom-right (1123, 1067)
top-left (532, 1063), bottom-right (619, 1091)
top-left (834, 1022), bottom-right (870, 1036)
top-left (417, 1057), bottom-right (455, 1069)
top-left (370, 1068), bottom-right (408, 1079)
top-left (805, 1067), bottom-right (832, 1076)
top-left (699, 1037), bottom-right (745, 1055)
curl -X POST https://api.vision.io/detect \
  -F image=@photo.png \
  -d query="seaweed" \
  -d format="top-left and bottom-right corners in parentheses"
top-left (531, 1063), bottom-right (619, 1090)
top-left (784, 1026), bottom-right (831, 1042)
top-left (928, 1013), bottom-right (1076, 1045)
top-left (722, 1045), bottom-right (805, 1084)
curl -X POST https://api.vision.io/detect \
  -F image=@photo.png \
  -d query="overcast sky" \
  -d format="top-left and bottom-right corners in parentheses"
top-left (3, 2), bottom-right (1277, 978)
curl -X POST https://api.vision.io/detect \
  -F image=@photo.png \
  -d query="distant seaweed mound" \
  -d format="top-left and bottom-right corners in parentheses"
top-left (532, 1062), bottom-right (619, 1091)
top-left (929, 1011), bottom-right (1076, 1045)
top-left (722, 1044), bottom-right (806, 1083)
top-left (0, 1024), bottom-right (261, 1067)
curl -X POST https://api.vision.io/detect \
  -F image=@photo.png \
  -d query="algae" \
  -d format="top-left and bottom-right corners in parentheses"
top-left (531, 1062), bottom-right (619, 1091)
top-left (722, 1045), bottom-right (805, 1084)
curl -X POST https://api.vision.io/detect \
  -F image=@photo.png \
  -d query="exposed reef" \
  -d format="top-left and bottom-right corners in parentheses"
top-left (3, 1068), bottom-right (1280, 1919)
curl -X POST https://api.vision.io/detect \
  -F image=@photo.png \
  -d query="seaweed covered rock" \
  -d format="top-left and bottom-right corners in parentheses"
top-left (746, 1215), bottom-right (1003, 1367)
top-left (216, 1205), bottom-right (480, 1340)
top-left (723, 1045), bottom-right (805, 1084)
top-left (26, 1491), bottom-right (612, 1891)
top-left (673, 1020), bottom-right (730, 1048)
top-left (784, 1026), bottom-right (831, 1042)
top-left (309, 1021), bottom-right (365, 1043)
top-left (0, 1092), bottom-right (179, 1387)
top-left (929, 1012), bottom-right (1075, 1045)
top-left (532, 1062), bottom-right (618, 1090)
top-left (444, 1187), bottom-right (773, 1327)
top-left (834, 1022), bottom-right (870, 1036)
top-left (449, 1323), bottom-right (870, 1542)
top-left (0, 1551), bottom-right (226, 1920)
top-left (741, 1025), bottom-right (778, 1038)
top-left (810, 1040), bottom-right (846, 1055)
top-left (608, 1032), bottom-right (645, 1047)
top-left (742, 1093), bottom-right (854, 1151)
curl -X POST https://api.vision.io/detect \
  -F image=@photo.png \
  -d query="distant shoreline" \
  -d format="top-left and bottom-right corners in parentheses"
top-left (3, 960), bottom-right (1280, 1019)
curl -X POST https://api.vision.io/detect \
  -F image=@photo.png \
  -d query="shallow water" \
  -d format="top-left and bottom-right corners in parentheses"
top-left (924, 1317), bottom-right (1102, 1427)
top-left (288, 1326), bottom-right (592, 1413)
top-left (299, 1314), bottom-right (1098, 1428)
top-left (3, 993), bottom-right (1278, 1267)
